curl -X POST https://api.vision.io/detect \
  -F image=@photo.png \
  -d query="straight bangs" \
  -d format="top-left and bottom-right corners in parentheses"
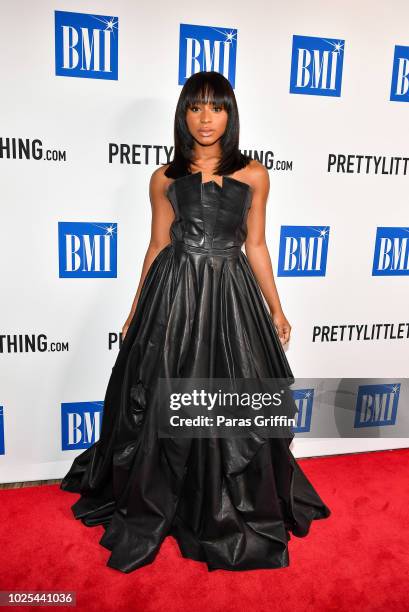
top-left (183, 79), bottom-right (231, 113)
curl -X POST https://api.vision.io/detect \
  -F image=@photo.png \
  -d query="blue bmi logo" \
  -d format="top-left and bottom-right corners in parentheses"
top-left (55, 10), bottom-right (118, 80)
top-left (61, 401), bottom-right (104, 450)
top-left (291, 389), bottom-right (314, 433)
top-left (179, 23), bottom-right (237, 86)
top-left (58, 222), bottom-right (118, 278)
top-left (354, 384), bottom-right (400, 428)
top-left (372, 227), bottom-right (409, 276)
top-left (290, 35), bottom-right (345, 97)
top-left (390, 45), bottom-right (409, 102)
top-left (277, 226), bottom-right (330, 276)
top-left (0, 406), bottom-right (4, 455)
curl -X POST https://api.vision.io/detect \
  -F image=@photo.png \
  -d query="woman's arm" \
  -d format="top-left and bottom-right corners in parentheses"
top-left (122, 166), bottom-right (174, 336)
top-left (244, 162), bottom-right (292, 345)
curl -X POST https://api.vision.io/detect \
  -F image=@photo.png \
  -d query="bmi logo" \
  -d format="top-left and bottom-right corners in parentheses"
top-left (290, 35), bottom-right (345, 97)
top-left (55, 10), bottom-right (118, 80)
top-left (291, 389), bottom-right (313, 433)
top-left (61, 401), bottom-right (104, 450)
top-left (277, 226), bottom-right (330, 276)
top-left (372, 227), bottom-right (409, 276)
top-left (0, 406), bottom-right (4, 455)
top-left (390, 45), bottom-right (409, 102)
top-left (179, 23), bottom-right (237, 86)
top-left (58, 222), bottom-right (118, 278)
top-left (354, 384), bottom-right (400, 428)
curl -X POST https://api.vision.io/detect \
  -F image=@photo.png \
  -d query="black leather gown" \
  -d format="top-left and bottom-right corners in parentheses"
top-left (60, 170), bottom-right (331, 573)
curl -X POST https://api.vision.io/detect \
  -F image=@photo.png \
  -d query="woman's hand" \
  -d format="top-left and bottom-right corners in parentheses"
top-left (270, 309), bottom-right (292, 345)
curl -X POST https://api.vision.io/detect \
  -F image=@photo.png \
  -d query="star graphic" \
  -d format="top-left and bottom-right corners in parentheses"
top-left (323, 39), bottom-right (344, 54)
top-left (91, 15), bottom-right (118, 38)
top-left (311, 227), bottom-right (329, 239)
top-left (94, 223), bottom-right (117, 238)
top-left (211, 28), bottom-right (237, 45)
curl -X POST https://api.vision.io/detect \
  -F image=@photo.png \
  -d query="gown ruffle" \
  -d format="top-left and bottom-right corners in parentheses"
top-left (60, 171), bottom-right (331, 572)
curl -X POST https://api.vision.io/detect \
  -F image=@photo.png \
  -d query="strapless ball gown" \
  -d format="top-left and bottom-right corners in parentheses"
top-left (60, 170), bottom-right (331, 573)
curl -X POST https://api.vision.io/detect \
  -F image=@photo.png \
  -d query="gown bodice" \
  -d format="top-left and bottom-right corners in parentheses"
top-left (166, 171), bottom-right (253, 251)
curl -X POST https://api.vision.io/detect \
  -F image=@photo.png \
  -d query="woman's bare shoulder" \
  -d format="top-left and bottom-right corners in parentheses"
top-left (150, 164), bottom-right (173, 196)
top-left (241, 159), bottom-right (269, 190)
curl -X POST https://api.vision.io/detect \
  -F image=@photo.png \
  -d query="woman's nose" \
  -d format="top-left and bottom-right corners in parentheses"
top-left (201, 108), bottom-right (212, 122)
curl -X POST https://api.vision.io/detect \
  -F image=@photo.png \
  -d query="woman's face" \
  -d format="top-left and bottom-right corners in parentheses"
top-left (185, 100), bottom-right (228, 146)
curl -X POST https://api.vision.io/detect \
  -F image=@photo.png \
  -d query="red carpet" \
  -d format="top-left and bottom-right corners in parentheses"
top-left (1, 448), bottom-right (408, 612)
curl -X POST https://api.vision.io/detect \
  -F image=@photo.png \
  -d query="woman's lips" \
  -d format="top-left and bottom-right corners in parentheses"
top-left (198, 130), bottom-right (214, 136)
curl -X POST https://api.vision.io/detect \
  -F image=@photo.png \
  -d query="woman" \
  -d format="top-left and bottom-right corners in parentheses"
top-left (60, 70), bottom-right (331, 573)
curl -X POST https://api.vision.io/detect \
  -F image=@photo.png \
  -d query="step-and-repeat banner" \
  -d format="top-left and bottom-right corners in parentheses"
top-left (1, 1), bottom-right (408, 483)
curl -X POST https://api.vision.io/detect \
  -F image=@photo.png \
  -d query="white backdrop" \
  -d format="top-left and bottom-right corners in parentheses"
top-left (1, 0), bottom-right (408, 483)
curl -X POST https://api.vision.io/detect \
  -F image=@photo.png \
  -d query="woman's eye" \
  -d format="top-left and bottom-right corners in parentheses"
top-left (189, 105), bottom-right (222, 112)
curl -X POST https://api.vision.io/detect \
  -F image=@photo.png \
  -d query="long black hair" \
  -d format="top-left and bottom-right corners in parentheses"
top-left (164, 71), bottom-right (251, 179)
